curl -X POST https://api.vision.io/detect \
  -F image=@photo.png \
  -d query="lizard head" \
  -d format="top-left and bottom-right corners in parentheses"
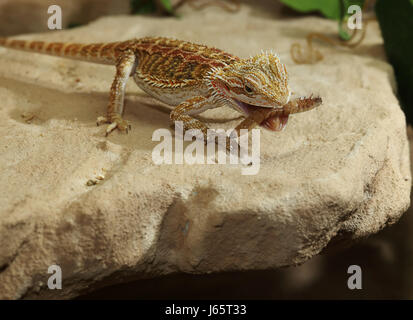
top-left (209, 51), bottom-right (291, 131)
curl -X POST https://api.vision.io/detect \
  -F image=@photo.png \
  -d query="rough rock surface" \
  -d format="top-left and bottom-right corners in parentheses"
top-left (0, 5), bottom-right (410, 299)
top-left (0, 0), bottom-right (130, 36)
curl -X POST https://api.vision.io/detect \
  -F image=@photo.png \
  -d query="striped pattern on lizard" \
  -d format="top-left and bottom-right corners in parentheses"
top-left (0, 36), bottom-right (322, 141)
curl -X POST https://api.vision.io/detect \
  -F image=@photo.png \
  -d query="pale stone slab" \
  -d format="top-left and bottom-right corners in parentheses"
top-left (0, 5), bottom-right (410, 299)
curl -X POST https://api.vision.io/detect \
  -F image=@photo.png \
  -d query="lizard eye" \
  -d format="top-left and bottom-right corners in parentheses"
top-left (244, 85), bottom-right (253, 93)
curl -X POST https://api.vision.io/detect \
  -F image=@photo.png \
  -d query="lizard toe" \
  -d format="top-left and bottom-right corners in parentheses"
top-left (104, 118), bottom-right (130, 136)
top-left (105, 122), bottom-right (118, 136)
top-left (117, 119), bottom-right (130, 133)
top-left (96, 116), bottom-right (108, 126)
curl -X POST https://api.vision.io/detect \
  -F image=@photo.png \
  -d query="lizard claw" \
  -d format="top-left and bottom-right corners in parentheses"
top-left (96, 116), bottom-right (108, 126)
top-left (96, 115), bottom-right (131, 136)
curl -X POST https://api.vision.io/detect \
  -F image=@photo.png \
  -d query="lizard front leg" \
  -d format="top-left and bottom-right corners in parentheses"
top-left (170, 96), bottom-right (213, 139)
top-left (170, 96), bottom-right (236, 153)
top-left (97, 50), bottom-right (136, 136)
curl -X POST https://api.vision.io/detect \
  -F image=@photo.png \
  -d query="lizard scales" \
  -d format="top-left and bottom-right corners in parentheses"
top-left (0, 36), bottom-right (321, 139)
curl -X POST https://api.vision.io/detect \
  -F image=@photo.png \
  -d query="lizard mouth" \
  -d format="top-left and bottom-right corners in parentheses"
top-left (234, 100), bottom-right (289, 132)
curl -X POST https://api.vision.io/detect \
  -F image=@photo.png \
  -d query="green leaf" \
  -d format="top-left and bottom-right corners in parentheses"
top-left (280, 0), bottom-right (341, 20)
top-left (376, 0), bottom-right (413, 123)
top-left (160, 0), bottom-right (173, 13)
top-left (280, 0), bottom-right (365, 20)
top-left (338, 22), bottom-right (352, 40)
top-left (339, 1), bottom-right (365, 39)
top-left (131, 0), bottom-right (156, 14)
top-left (280, 0), bottom-right (366, 40)
top-left (343, 0), bottom-right (364, 11)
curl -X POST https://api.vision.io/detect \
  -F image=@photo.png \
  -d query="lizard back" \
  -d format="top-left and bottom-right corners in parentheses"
top-left (132, 37), bottom-right (240, 89)
top-left (0, 36), bottom-right (240, 86)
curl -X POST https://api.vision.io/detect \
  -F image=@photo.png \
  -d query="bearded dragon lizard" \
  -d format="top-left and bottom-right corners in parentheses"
top-left (0, 36), bottom-right (322, 143)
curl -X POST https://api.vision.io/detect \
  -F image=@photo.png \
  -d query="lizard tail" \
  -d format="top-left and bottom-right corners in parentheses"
top-left (0, 37), bottom-right (124, 65)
